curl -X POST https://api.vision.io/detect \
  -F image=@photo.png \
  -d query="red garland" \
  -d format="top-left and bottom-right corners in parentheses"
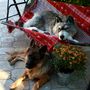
top-left (22, 28), bottom-right (67, 52)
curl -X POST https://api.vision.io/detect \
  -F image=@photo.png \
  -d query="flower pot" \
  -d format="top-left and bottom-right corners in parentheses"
top-left (59, 68), bottom-right (74, 74)
top-left (57, 68), bottom-right (74, 86)
top-left (57, 72), bottom-right (71, 86)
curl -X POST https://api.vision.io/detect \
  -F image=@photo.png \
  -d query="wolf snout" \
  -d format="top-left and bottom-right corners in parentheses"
top-left (60, 35), bottom-right (64, 40)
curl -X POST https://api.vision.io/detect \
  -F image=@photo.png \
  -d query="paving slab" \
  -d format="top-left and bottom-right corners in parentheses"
top-left (52, 87), bottom-right (71, 90)
top-left (67, 79), bottom-right (87, 90)
top-left (0, 48), bottom-right (15, 54)
top-left (11, 68), bottom-right (24, 80)
top-left (0, 61), bottom-right (13, 70)
top-left (0, 54), bottom-right (9, 61)
top-left (1, 36), bottom-right (15, 47)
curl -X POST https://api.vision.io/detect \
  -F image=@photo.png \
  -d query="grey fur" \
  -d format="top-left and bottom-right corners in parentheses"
top-left (24, 11), bottom-right (62, 34)
top-left (24, 11), bottom-right (78, 42)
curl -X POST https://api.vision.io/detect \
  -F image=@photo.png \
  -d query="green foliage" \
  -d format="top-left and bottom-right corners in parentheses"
top-left (52, 0), bottom-right (90, 6)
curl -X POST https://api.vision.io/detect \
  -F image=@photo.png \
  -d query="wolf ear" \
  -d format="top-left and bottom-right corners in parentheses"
top-left (30, 39), bottom-right (35, 47)
top-left (66, 16), bottom-right (74, 25)
top-left (39, 45), bottom-right (47, 55)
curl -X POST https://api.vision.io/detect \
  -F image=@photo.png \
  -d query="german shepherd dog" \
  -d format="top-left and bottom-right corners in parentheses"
top-left (7, 39), bottom-right (51, 90)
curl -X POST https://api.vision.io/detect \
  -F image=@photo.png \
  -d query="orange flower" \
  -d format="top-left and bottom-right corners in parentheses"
top-left (53, 44), bottom-right (87, 70)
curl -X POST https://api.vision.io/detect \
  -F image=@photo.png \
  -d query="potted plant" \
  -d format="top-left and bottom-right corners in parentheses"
top-left (49, 43), bottom-right (87, 85)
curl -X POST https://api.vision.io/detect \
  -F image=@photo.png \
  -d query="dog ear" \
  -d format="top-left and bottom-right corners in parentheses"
top-left (39, 45), bottom-right (47, 55)
top-left (26, 47), bottom-right (30, 53)
top-left (30, 39), bottom-right (35, 47)
top-left (66, 16), bottom-right (75, 25)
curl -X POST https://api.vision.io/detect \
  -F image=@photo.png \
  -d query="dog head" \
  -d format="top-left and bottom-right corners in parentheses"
top-left (26, 39), bottom-right (47, 69)
top-left (53, 16), bottom-right (77, 40)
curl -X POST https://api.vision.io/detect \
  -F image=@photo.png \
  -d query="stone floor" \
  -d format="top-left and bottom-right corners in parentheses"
top-left (0, 0), bottom-right (90, 90)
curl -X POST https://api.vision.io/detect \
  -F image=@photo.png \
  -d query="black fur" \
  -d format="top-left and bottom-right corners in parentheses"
top-left (26, 45), bottom-right (47, 69)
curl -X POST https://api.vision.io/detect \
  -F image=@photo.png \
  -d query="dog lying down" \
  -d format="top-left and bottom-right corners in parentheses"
top-left (7, 39), bottom-right (52, 90)
top-left (24, 11), bottom-right (79, 42)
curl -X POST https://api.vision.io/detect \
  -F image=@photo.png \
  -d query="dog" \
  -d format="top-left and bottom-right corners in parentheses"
top-left (23, 11), bottom-right (79, 42)
top-left (7, 39), bottom-right (51, 90)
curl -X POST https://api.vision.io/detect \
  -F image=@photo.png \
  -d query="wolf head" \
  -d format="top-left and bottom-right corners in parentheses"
top-left (53, 16), bottom-right (77, 41)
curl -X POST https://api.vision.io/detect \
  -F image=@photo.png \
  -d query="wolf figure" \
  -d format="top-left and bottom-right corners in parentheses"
top-left (24, 11), bottom-right (79, 42)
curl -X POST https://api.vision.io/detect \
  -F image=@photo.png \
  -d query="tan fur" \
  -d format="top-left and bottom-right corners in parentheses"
top-left (10, 69), bottom-right (49, 90)
top-left (7, 40), bottom-right (50, 90)
top-left (9, 56), bottom-right (50, 90)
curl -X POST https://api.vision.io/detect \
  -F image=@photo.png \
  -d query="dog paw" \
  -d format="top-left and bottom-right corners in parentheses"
top-left (8, 59), bottom-right (12, 62)
top-left (10, 83), bottom-right (17, 90)
top-left (32, 82), bottom-right (39, 90)
top-left (8, 61), bottom-right (16, 66)
top-left (72, 39), bottom-right (79, 43)
top-left (68, 37), bottom-right (79, 43)
top-left (10, 78), bottom-right (23, 89)
top-left (7, 58), bottom-right (15, 65)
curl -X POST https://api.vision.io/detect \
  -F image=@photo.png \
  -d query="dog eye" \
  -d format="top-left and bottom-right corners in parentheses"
top-left (58, 28), bottom-right (61, 32)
